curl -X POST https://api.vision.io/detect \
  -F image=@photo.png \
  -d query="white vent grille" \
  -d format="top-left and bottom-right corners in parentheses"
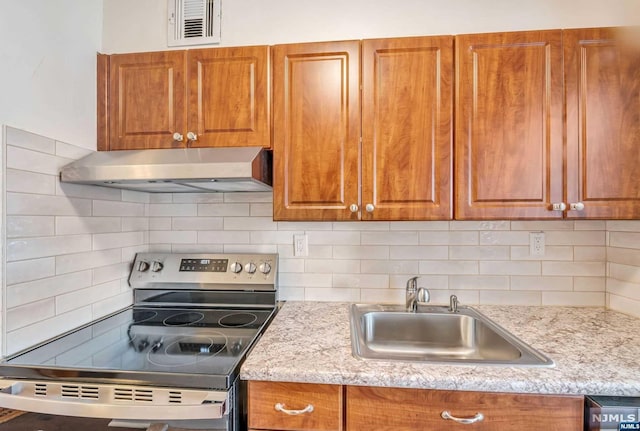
top-left (61, 384), bottom-right (100, 400)
top-left (114, 387), bottom-right (154, 403)
top-left (168, 0), bottom-right (221, 47)
top-left (34, 383), bottom-right (47, 396)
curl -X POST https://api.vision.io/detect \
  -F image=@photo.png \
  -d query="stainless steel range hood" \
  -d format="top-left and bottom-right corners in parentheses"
top-left (60, 147), bottom-right (272, 193)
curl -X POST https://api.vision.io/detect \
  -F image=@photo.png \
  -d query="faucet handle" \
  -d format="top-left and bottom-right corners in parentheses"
top-left (417, 287), bottom-right (430, 304)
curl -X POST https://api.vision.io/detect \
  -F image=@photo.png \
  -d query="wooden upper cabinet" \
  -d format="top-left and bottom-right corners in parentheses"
top-left (100, 46), bottom-right (270, 151)
top-left (455, 30), bottom-right (564, 219)
top-left (187, 46), bottom-right (270, 148)
top-left (361, 36), bottom-right (453, 220)
top-left (272, 41), bottom-right (361, 221)
top-left (106, 51), bottom-right (187, 150)
top-left (564, 27), bottom-right (640, 219)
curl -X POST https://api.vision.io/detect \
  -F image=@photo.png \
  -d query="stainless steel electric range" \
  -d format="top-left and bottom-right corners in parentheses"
top-left (0, 252), bottom-right (278, 431)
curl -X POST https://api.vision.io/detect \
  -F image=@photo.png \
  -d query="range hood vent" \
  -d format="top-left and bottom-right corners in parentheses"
top-left (60, 147), bottom-right (272, 193)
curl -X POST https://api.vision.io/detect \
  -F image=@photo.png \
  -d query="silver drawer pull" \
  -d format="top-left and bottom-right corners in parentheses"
top-left (441, 410), bottom-right (484, 424)
top-left (274, 402), bottom-right (314, 415)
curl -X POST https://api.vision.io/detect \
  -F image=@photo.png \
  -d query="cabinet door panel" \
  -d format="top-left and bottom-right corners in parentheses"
top-left (273, 41), bottom-right (360, 221)
top-left (362, 36), bottom-right (453, 220)
top-left (565, 27), bottom-right (640, 218)
top-left (187, 46), bottom-right (270, 148)
top-left (248, 381), bottom-right (343, 431)
top-left (455, 31), bottom-right (564, 219)
top-left (108, 51), bottom-right (186, 150)
top-left (346, 386), bottom-right (583, 431)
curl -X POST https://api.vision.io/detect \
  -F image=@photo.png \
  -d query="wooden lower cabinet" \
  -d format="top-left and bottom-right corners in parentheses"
top-left (248, 381), bottom-right (344, 431)
top-left (248, 382), bottom-right (584, 431)
top-left (346, 386), bottom-right (583, 431)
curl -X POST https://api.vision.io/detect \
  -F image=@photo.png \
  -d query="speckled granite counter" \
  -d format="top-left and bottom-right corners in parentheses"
top-left (241, 302), bottom-right (640, 396)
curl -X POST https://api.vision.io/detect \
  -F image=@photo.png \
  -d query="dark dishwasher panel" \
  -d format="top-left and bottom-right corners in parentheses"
top-left (585, 395), bottom-right (640, 431)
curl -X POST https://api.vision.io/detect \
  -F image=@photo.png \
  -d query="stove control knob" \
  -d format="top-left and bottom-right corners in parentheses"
top-left (259, 262), bottom-right (272, 275)
top-left (245, 262), bottom-right (257, 274)
top-left (230, 262), bottom-right (243, 273)
top-left (137, 261), bottom-right (150, 272)
top-left (151, 261), bottom-right (164, 272)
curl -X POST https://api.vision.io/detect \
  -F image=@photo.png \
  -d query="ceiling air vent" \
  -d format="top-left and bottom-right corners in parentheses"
top-left (168, 0), bottom-right (221, 47)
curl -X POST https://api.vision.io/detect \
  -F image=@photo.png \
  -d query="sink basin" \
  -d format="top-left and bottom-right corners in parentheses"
top-left (350, 304), bottom-right (554, 366)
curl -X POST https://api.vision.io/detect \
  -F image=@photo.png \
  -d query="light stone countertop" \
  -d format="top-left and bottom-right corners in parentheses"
top-left (240, 301), bottom-right (640, 396)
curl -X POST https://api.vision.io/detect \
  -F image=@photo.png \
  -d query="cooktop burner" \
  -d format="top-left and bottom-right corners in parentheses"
top-left (132, 310), bottom-right (158, 323)
top-left (163, 311), bottom-right (205, 326)
top-left (218, 312), bottom-right (258, 328)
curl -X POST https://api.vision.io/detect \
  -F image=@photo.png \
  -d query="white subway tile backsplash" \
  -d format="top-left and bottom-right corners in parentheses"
top-left (420, 260), bottom-right (478, 275)
top-left (197, 203), bottom-right (250, 216)
top-left (542, 261), bottom-right (605, 277)
top-left (55, 140), bottom-right (92, 159)
top-left (172, 193), bottom-right (224, 203)
top-left (546, 230), bottom-right (605, 246)
top-left (57, 181), bottom-right (123, 201)
top-left (450, 221), bottom-right (510, 231)
top-left (510, 276), bottom-right (573, 291)
top-left (333, 245), bottom-right (389, 260)
top-left (223, 192), bottom-right (272, 203)
top-left (223, 244), bottom-right (278, 253)
top-left (55, 249), bottom-right (122, 275)
top-left (6, 216), bottom-right (55, 238)
top-left (279, 258), bottom-right (306, 273)
top-left (608, 295), bottom-right (640, 318)
top-left (361, 260), bottom-right (419, 275)
top-left (122, 217), bottom-right (149, 232)
top-left (149, 193), bottom-right (173, 203)
top-left (609, 263), bottom-right (640, 284)
top-left (7, 270), bottom-right (93, 308)
top-left (149, 230), bottom-right (197, 244)
top-left (480, 231), bottom-right (529, 245)
top-left (250, 231), bottom-right (301, 245)
top-left (93, 200), bottom-right (145, 217)
top-left (480, 261), bottom-right (541, 276)
top-left (93, 232), bottom-right (145, 250)
top-left (56, 280), bottom-right (121, 314)
top-left (304, 287), bottom-right (360, 302)
top-left (574, 220), bottom-right (607, 230)
top-left (419, 231), bottom-right (478, 245)
top-left (121, 190), bottom-right (150, 204)
top-left (574, 246), bottom-right (606, 261)
top-left (6, 299), bottom-right (55, 331)
top-left (308, 231), bottom-right (360, 245)
top-left (390, 275), bottom-right (448, 290)
top-left (390, 246), bottom-right (448, 260)
top-left (6, 145), bottom-right (67, 175)
top-left (55, 216), bottom-right (121, 235)
top-left (223, 217), bottom-right (277, 231)
top-left (92, 291), bottom-right (134, 319)
top-left (542, 291), bottom-right (605, 306)
top-left (335, 221), bottom-right (390, 231)
top-left (6, 169), bottom-right (56, 194)
top-left (7, 235), bottom-right (92, 261)
top-left (609, 231), bottom-right (640, 249)
top-left (149, 217), bottom-right (172, 230)
top-left (332, 274), bottom-right (389, 289)
top-left (170, 244), bottom-right (224, 253)
top-left (251, 203), bottom-right (273, 217)
top-left (360, 288), bottom-right (404, 304)
top-left (198, 231), bottom-right (250, 244)
top-left (510, 221), bottom-right (574, 231)
top-left (171, 217), bottom-right (223, 231)
top-left (510, 246), bottom-right (573, 261)
top-left (361, 231), bottom-right (418, 245)
top-left (449, 275), bottom-right (509, 291)
top-left (608, 247), bottom-right (640, 266)
top-left (6, 127), bottom-right (56, 153)
top-left (305, 259), bottom-right (360, 274)
top-left (278, 273), bottom-right (332, 288)
top-left (390, 221), bottom-right (449, 231)
top-left (449, 246), bottom-right (509, 260)
top-left (574, 276), bottom-right (606, 292)
top-left (6, 257), bottom-right (56, 285)
top-left (8, 193), bottom-right (92, 216)
top-left (92, 262), bottom-right (131, 285)
top-left (149, 203), bottom-right (198, 217)
top-left (479, 290), bottom-right (541, 306)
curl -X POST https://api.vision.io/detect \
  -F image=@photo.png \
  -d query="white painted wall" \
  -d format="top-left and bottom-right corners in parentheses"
top-left (103, 0), bottom-right (640, 53)
top-left (0, 0), bottom-right (103, 150)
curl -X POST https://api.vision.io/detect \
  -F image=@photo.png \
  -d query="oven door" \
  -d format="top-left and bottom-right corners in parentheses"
top-left (0, 379), bottom-right (228, 421)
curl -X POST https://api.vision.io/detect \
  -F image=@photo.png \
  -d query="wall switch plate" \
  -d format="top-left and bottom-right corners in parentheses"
top-left (529, 232), bottom-right (545, 257)
top-left (294, 234), bottom-right (309, 257)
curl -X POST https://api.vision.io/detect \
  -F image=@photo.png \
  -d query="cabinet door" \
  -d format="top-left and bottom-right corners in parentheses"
top-left (187, 45), bottom-right (270, 148)
top-left (346, 386), bottom-right (583, 431)
top-left (248, 381), bottom-right (343, 431)
top-left (455, 31), bottom-right (564, 219)
top-left (108, 51), bottom-right (187, 150)
top-left (273, 41), bottom-right (360, 220)
top-left (565, 27), bottom-right (640, 219)
top-left (361, 36), bottom-right (453, 220)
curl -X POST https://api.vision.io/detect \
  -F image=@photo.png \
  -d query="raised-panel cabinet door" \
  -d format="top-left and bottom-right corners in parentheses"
top-left (272, 41), bottom-right (361, 221)
top-left (108, 51), bottom-right (187, 150)
top-left (455, 31), bottom-right (564, 219)
top-left (565, 27), bottom-right (640, 219)
top-left (361, 36), bottom-right (453, 221)
top-left (187, 45), bottom-right (271, 148)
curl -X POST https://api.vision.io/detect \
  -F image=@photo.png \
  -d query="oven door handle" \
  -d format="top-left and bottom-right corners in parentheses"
top-left (0, 380), bottom-right (228, 421)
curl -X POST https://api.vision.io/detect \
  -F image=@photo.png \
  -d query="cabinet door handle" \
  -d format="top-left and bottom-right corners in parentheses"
top-left (551, 202), bottom-right (567, 211)
top-left (274, 402), bottom-right (314, 415)
top-left (365, 203), bottom-right (375, 213)
top-left (569, 202), bottom-right (585, 211)
top-left (441, 410), bottom-right (484, 424)
top-left (186, 132), bottom-right (198, 141)
top-left (172, 133), bottom-right (184, 142)
top-left (349, 204), bottom-right (359, 213)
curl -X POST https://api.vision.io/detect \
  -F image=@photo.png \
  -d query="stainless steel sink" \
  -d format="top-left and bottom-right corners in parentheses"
top-left (350, 304), bottom-right (554, 366)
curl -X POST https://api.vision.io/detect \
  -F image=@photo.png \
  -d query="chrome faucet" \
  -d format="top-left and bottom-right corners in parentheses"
top-left (449, 294), bottom-right (459, 313)
top-left (406, 276), bottom-right (429, 312)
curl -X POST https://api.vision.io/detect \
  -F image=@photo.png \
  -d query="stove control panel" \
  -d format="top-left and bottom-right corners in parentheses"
top-left (129, 253), bottom-right (278, 290)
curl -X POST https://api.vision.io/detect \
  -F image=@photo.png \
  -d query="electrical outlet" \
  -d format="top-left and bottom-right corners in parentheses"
top-left (293, 234), bottom-right (308, 257)
top-left (529, 232), bottom-right (545, 257)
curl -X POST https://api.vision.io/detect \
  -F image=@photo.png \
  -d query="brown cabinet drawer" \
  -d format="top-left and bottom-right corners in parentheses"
top-left (346, 386), bottom-right (583, 431)
top-left (248, 381), bottom-right (343, 431)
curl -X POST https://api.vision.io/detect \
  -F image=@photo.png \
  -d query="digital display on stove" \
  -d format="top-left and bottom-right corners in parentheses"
top-left (179, 259), bottom-right (228, 272)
